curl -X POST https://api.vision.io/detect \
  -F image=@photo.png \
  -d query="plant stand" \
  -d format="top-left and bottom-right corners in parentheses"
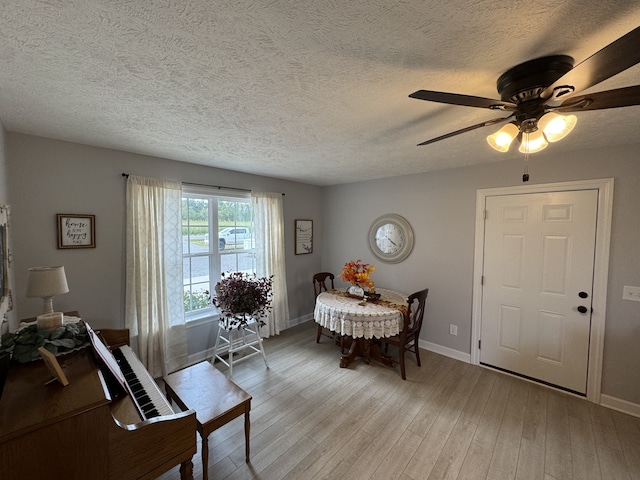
top-left (212, 319), bottom-right (268, 378)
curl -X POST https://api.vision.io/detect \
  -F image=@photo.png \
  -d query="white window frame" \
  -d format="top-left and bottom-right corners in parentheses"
top-left (182, 185), bottom-right (255, 323)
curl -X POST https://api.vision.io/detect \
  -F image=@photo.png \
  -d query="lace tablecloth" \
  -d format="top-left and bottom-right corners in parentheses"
top-left (314, 288), bottom-right (408, 339)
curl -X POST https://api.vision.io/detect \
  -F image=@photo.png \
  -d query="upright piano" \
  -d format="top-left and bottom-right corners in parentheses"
top-left (0, 328), bottom-right (197, 480)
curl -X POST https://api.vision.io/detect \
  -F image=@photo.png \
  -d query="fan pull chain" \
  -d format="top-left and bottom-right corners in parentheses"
top-left (522, 132), bottom-right (530, 182)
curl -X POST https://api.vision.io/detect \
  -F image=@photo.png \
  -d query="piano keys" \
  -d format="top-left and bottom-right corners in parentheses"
top-left (0, 329), bottom-right (197, 480)
top-left (112, 345), bottom-right (175, 419)
top-left (86, 322), bottom-right (174, 421)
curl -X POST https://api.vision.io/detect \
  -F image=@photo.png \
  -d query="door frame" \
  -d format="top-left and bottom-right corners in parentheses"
top-left (471, 178), bottom-right (614, 403)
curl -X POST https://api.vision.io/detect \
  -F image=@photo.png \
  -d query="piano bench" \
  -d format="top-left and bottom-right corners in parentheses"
top-left (163, 361), bottom-right (252, 480)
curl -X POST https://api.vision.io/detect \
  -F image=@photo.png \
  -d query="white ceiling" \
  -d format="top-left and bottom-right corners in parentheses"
top-left (1, 1), bottom-right (639, 186)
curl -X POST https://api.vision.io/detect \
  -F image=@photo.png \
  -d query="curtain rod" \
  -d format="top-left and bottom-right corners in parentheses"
top-left (121, 173), bottom-right (284, 195)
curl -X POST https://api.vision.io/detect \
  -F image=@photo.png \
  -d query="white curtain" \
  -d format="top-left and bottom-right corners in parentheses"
top-left (252, 192), bottom-right (289, 337)
top-left (125, 175), bottom-right (187, 378)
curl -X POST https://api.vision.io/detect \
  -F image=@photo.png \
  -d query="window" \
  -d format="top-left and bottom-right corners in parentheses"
top-left (182, 187), bottom-right (255, 319)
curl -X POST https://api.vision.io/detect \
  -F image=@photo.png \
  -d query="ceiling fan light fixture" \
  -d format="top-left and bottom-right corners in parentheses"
top-left (519, 129), bottom-right (548, 153)
top-left (538, 112), bottom-right (577, 142)
top-left (487, 123), bottom-right (519, 152)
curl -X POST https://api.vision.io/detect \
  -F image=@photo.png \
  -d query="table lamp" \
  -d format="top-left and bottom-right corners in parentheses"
top-left (26, 266), bottom-right (69, 314)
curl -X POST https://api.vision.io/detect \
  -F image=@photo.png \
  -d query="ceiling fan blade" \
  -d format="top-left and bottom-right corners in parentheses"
top-left (417, 115), bottom-right (513, 146)
top-left (409, 90), bottom-right (516, 110)
top-left (541, 26), bottom-right (640, 101)
top-left (555, 85), bottom-right (640, 112)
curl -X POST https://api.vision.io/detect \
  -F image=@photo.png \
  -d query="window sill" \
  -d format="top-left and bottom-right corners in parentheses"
top-left (185, 312), bottom-right (220, 328)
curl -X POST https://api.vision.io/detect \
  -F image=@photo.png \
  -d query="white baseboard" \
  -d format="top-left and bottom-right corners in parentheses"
top-left (600, 394), bottom-right (640, 418)
top-left (288, 313), bottom-right (314, 328)
top-left (421, 340), bottom-right (471, 364)
top-left (187, 348), bottom-right (215, 367)
top-left (419, 341), bottom-right (640, 418)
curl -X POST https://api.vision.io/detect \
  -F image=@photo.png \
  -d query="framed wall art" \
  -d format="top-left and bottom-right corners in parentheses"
top-left (57, 214), bottom-right (96, 249)
top-left (295, 219), bottom-right (313, 255)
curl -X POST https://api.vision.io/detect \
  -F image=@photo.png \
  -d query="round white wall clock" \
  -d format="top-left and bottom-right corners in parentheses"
top-left (368, 214), bottom-right (414, 263)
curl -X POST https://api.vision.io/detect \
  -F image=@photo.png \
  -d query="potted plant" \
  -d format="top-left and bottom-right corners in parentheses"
top-left (211, 272), bottom-right (274, 329)
top-left (340, 259), bottom-right (376, 297)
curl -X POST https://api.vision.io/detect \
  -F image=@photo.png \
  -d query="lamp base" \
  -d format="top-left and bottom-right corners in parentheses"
top-left (37, 312), bottom-right (63, 331)
top-left (42, 297), bottom-right (55, 314)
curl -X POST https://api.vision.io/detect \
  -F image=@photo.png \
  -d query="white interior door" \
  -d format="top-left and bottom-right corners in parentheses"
top-left (480, 189), bottom-right (598, 394)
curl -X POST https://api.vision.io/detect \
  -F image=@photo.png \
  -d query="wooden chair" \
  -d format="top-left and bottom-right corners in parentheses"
top-left (381, 288), bottom-right (429, 380)
top-left (313, 272), bottom-right (335, 343)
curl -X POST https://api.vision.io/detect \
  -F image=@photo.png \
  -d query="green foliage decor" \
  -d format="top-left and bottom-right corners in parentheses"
top-left (0, 323), bottom-right (89, 363)
top-left (211, 272), bottom-right (274, 329)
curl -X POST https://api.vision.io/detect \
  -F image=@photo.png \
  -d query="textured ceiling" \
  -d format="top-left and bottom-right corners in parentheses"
top-left (0, 1), bottom-right (639, 186)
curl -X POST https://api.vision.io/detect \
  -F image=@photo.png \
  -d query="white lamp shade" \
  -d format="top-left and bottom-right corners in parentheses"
top-left (487, 123), bottom-right (519, 152)
top-left (538, 112), bottom-right (577, 142)
top-left (26, 266), bottom-right (69, 297)
top-left (519, 130), bottom-right (548, 153)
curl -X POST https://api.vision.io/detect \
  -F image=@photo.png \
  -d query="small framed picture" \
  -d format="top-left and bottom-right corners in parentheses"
top-left (38, 347), bottom-right (69, 386)
top-left (57, 214), bottom-right (96, 249)
top-left (295, 219), bottom-right (313, 255)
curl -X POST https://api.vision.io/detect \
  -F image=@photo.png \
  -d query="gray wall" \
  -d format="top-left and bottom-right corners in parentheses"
top-left (5, 131), bottom-right (640, 405)
top-left (6, 133), bottom-right (323, 354)
top-left (322, 144), bottom-right (640, 405)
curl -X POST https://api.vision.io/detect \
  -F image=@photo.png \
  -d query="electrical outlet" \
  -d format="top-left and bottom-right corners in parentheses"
top-left (449, 324), bottom-right (458, 336)
top-left (622, 286), bottom-right (640, 302)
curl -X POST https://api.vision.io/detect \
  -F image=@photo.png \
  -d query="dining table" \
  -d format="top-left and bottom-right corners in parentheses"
top-left (313, 288), bottom-right (408, 368)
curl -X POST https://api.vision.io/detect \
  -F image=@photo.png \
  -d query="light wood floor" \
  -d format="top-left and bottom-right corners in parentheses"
top-left (157, 321), bottom-right (640, 480)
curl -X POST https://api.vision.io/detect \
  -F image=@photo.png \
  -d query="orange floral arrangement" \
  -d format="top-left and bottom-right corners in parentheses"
top-left (340, 259), bottom-right (375, 290)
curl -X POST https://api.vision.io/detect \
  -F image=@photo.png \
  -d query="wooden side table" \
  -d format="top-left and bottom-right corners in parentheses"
top-left (163, 361), bottom-right (252, 480)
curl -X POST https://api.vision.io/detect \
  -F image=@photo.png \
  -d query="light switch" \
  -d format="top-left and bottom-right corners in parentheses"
top-left (622, 286), bottom-right (640, 302)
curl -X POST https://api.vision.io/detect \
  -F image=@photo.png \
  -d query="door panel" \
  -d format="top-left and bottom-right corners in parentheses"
top-left (480, 190), bottom-right (598, 394)
top-left (541, 235), bottom-right (570, 294)
top-left (498, 305), bottom-right (521, 352)
top-left (537, 310), bottom-right (565, 363)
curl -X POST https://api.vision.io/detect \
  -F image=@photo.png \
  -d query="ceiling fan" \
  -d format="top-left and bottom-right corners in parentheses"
top-left (409, 26), bottom-right (640, 160)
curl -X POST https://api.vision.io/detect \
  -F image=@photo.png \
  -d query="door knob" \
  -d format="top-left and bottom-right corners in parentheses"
top-left (577, 306), bottom-right (588, 314)
top-left (579, 291), bottom-right (589, 298)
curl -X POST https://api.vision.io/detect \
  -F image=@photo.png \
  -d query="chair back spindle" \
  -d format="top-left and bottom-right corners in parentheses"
top-left (313, 272), bottom-right (335, 297)
top-left (403, 289), bottom-right (428, 338)
top-left (313, 272), bottom-right (336, 343)
top-left (382, 287), bottom-right (429, 380)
